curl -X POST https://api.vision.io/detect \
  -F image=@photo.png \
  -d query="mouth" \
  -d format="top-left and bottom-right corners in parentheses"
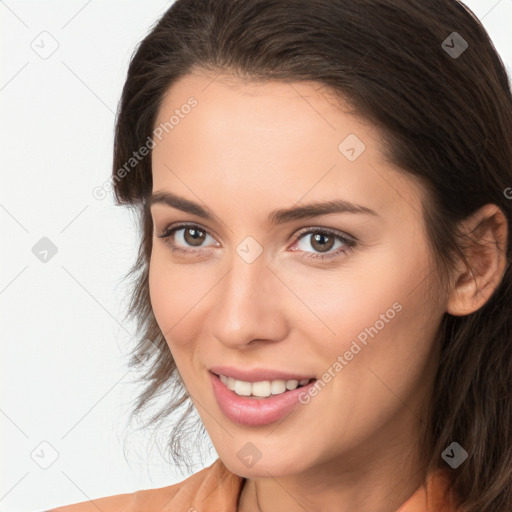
top-left (209, 371), bottom-right (318, 426)
top-left (212, 372), bottom-right (316, 399)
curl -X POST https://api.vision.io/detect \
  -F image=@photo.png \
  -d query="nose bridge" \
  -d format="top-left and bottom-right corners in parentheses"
top-left (209, 247), bottom-right (287, 347)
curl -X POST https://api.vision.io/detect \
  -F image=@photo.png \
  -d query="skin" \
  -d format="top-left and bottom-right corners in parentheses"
top-left (148, 70), bottom-right (508, 512)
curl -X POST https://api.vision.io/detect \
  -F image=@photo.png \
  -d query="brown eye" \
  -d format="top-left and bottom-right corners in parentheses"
top-left (156, 223), bottom-right (218, 253)
top-left (183, 227), bottom-right (206, 246)
top-left (310, 232), bottom-right (335, 253)
top-left (292, 228), bottom-right (357, 261)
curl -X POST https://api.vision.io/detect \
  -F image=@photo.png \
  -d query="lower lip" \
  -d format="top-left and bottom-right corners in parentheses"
top-left (209, 372), bottom-right (317, 427)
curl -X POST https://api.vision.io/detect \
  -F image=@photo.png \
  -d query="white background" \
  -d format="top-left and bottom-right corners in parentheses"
top-left (1, 1), bottom-right (511, 510)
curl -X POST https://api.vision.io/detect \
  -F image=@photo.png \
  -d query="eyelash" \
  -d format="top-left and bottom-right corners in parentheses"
top-left (155, 222), bottom-right (357, 261)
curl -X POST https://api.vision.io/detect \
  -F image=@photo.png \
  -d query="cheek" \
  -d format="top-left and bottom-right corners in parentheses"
top-left (280, 255), bottom-right (411, 345)
top-left (284, 241), bottom-right (438, 373)
top-left (148, 251), bottom-right (172, 332)
top-left (148, 249), bottom-right (188, 347)
top-left (148, 247), bottom-right (214, 351)
top-left (301, 252), bottom-right (440, 417)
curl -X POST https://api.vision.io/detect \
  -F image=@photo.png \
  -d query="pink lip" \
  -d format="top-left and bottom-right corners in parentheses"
top-left (209, 371), bottom-right (317, 427)
top-left (209, 365), bottom-right (315, 383)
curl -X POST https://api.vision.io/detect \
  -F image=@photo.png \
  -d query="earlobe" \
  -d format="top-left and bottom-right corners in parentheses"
top-left (446, 203), bottom-right (509, 317)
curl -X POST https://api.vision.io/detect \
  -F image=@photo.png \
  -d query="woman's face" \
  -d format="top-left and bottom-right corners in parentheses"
top-left (148, 71), bottom-right (448, 479)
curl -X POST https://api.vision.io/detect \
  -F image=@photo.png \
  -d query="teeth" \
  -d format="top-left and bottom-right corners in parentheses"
top-left (218, 374), bottom-right (312, 397)
top-left (270, 380), bottom-right (286, 394)
top-left (286, 379), bottom-right (298, 390)
top-left (234, 380), bottom-right (252, 396)
top-left (252, 380), bottom-right (271, 397)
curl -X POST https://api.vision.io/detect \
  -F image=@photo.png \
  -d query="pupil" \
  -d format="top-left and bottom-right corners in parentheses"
top-left (185, 228), bottom-right (205, 246)
top-left (312, 233), bottom-right (334, 252)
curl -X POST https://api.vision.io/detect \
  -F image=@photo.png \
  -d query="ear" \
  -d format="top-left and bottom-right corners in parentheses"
top-left (446, 203), bottom-right (509, 316)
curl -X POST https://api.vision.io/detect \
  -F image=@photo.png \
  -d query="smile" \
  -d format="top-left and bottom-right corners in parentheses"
top-left (210, 371), bottom-right (318, 426)
top-left (218, 374), bottom-right (314, 398)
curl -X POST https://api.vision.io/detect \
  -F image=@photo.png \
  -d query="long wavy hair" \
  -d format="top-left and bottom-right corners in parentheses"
top-left (112, 1), bottom-right (512, 509)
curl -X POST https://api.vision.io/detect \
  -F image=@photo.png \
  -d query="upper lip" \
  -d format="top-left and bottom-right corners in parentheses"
top-left (209, 365), bottom-right (316, 383)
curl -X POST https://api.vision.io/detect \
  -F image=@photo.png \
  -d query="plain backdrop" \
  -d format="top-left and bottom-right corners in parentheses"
top-left (1, 0), bottom-right (511, 510)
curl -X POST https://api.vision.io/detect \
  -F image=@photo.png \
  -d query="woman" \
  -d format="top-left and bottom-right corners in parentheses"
top-left (48, 0), bottom-right (512, 510)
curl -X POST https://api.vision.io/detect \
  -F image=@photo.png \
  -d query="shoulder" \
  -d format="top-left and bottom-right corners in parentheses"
top-left (45, 490), bottom-right (133, 512)
top-left (46, 458), bottom-right (245, 512)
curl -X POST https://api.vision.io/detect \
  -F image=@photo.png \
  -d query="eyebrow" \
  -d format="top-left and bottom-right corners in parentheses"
top-left (149, 190), bottom-right (379, 225)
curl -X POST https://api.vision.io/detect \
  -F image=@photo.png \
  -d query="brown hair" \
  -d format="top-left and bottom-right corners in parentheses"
top-left (112, 0), bottom-right (512, 509)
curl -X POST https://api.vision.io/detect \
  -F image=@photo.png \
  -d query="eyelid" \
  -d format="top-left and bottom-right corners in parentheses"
top-left (287, 226), bottom-right (357, 260)
top-left (290, 225), bottom-right (357, 245)
top-left (156, 222), bottom-right (357, 242)
top-left (156, 221), bottom-right (357, 260)
top-left (156, 222), bottom-right (219, 246)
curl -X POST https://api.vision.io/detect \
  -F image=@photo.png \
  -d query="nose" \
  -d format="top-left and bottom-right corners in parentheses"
top-left (207, 250), bottom-right (289, 349)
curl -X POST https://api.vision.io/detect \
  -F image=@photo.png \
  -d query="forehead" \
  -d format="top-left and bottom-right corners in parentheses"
top-left (153, 70), bottom-right (361, 142)
top-left (150, 71), bottom-right (426, 224)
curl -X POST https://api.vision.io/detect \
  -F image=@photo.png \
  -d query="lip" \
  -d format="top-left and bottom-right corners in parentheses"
top-left (209, 371), bottom-right (317, 427)
top-left (209, 365), bottom-right (316, 383)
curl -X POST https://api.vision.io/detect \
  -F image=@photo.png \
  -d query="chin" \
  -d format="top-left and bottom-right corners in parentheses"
top-left (221, 450), bottom-right (310, 479)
